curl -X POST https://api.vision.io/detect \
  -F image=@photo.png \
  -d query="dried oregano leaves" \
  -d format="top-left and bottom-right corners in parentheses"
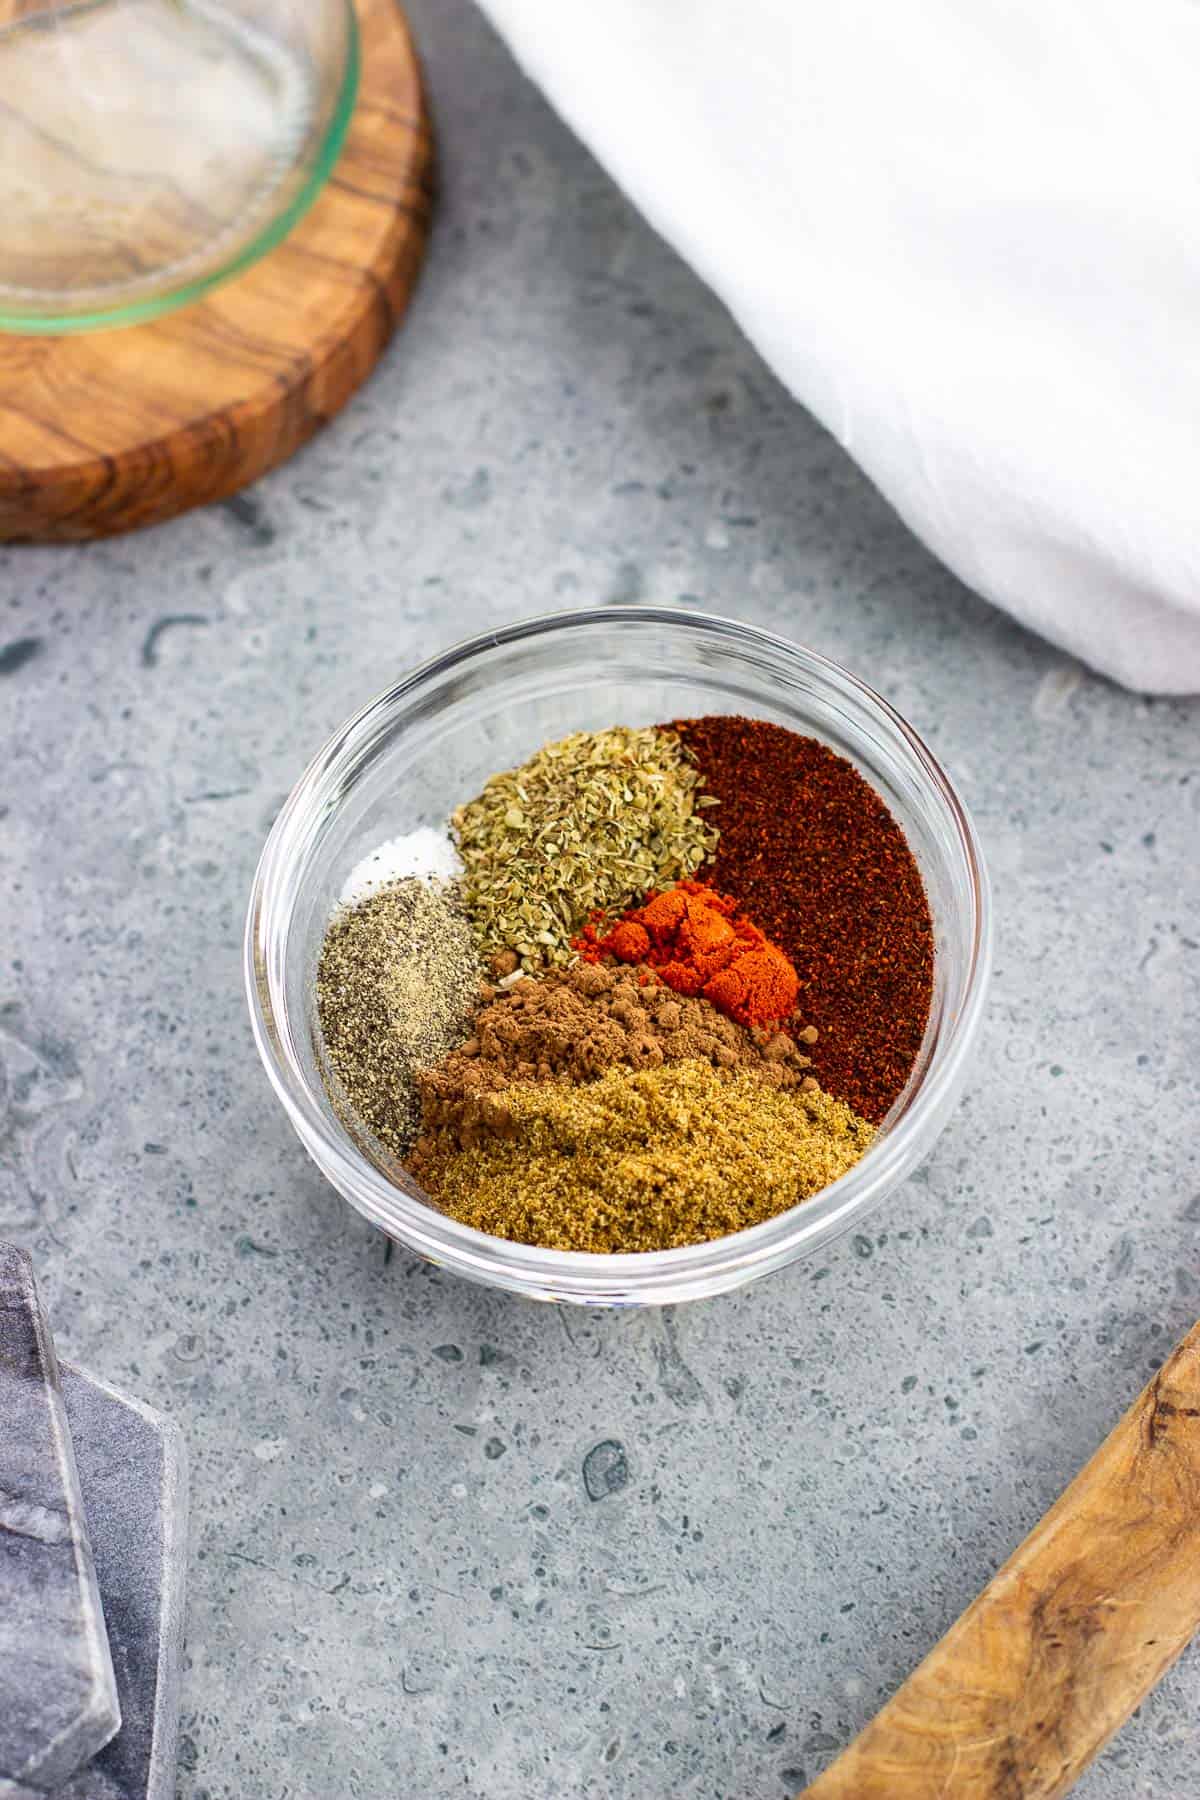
top-left (451, 727), bottom-right (719, 971)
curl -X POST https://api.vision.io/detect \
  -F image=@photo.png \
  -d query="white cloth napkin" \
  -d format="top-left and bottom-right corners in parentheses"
top-left (476, 0), bottom-right (1200, 693)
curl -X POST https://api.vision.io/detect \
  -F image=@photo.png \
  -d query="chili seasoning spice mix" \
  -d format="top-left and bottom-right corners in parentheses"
top-left (672, 716), bottom-right (934, 1122)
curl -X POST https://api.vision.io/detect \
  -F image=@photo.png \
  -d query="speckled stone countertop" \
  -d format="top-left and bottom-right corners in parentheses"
top-left (2, 4), bottom-right (1199, 1796)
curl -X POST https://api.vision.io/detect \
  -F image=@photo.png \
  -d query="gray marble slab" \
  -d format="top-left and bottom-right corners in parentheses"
top-left (50, 1368), bottom-right (188, 1800)
top-left (0, 1245), bottom-right (119, 1796)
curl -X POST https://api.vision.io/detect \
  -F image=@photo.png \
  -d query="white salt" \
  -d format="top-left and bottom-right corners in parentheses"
top-left (339, 827), bottom-right (462, 906)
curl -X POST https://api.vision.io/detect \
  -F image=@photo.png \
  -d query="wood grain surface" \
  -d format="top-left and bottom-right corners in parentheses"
top-left (801, 1320), bottom-right (1200, 1799)
top-left (0, 0), bottom-right (432, 541)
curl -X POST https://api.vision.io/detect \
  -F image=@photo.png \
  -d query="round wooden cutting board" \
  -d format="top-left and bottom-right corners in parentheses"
top-left (0, 0), bottom-right (432, 542)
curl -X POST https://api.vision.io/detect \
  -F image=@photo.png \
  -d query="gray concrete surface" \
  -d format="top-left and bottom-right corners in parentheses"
top-left (2, 1), bottom-right (1199, 1794)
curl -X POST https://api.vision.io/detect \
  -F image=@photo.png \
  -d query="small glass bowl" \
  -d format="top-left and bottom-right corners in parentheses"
top-left (0, 0), bottom-right (358, 333)
top-left (245, 608), bottom-right (991, 1307)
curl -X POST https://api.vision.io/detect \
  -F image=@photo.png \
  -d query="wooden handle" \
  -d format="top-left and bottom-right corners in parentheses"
top-left (802, 1321), bottom-right (1200, 1800)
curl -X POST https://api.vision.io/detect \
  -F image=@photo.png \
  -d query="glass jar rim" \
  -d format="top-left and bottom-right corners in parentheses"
top-left (244, 605), bottom-right (992, 1303)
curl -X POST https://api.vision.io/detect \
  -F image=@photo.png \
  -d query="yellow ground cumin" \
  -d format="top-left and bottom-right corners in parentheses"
top-left (416, 1059), bottom-right (875, 1253)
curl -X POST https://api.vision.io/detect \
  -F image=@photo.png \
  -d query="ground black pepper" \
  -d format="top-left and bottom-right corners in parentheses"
top-left (316, 877), bottom-right (483, 1155)
top-left (672, 715), bottom-right (934, 1122)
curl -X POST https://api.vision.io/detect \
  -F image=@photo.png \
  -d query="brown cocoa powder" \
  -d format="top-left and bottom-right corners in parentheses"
top-left (411, 959), bottom-right (818, 1165)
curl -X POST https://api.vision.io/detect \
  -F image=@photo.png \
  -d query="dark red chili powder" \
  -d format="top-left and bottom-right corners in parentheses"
top-left (671, 716), bottom-right (933, 1122)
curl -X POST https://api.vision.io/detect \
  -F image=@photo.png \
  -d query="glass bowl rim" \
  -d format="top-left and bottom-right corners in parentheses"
top-left (244, 605), bottom-right (992, 1298)
top-left (0, 0), bottom-right (361, 335)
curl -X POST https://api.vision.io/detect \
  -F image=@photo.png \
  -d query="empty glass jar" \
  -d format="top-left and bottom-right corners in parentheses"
top-left (0, 0), bottom-right (358, 330)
